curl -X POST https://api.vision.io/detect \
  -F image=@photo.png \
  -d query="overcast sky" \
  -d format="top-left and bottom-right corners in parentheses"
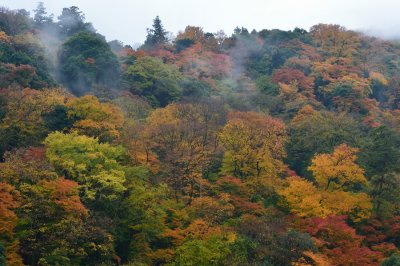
top-left (2, 0), bottom-right (400, 45)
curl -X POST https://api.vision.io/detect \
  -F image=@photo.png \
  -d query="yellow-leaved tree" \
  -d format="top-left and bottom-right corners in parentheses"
top-left (278, 144), bottom-right (372, 222)
top-left (67, 95), bottom-right (124, 142)
top-left (219, 111), bottom-right (287, 180)
top-left (309, 144), bottom-right (367, 191)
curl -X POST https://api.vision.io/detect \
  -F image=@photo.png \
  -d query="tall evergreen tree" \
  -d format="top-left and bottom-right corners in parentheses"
top-left (58, 31), bottom-right (120, 95)
top-left (33, 2), bottom-right (53, 26)
top-left (57, 6), bottom-right (94, 37)
top-left (360, 126), bottom-right (400, 216)
top-left (144, 16), bottom-right (168, 48)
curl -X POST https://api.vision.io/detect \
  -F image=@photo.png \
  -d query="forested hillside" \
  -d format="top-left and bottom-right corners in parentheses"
top-left (1, 3), bottom-right (400, 265)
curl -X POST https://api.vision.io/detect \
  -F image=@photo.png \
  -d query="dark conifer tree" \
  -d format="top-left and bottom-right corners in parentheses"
top-left (33, 2), bottom-right (53, 27)
top-left (144, 16), bottom-right (168, 48)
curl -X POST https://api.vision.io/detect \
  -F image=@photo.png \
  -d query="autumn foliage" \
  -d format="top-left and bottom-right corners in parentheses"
top-left (0, 4), bottom-right (400, 265)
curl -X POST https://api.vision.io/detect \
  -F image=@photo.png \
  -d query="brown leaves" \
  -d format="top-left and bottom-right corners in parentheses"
top-left (188, 196), bottom-right (234, 224)
top-left (162, 218), bottom-right (227, 258)
top-left (310, 24), bottom-right (360, 58)
top-left (134, 103), bottom-right (223, 200)
top-left (272, 68), bottom-right (315, 97)
top-left (42, 178), bottom-right (88, 217)
top-left (176, 43), bottom-right (232, 84)
top-left (295, 216), bottom-right (384, 266)
top-left (0, 182), bottom-right (19, 238)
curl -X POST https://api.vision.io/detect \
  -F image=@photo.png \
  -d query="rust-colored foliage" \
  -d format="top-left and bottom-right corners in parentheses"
top-left (176, 43), bottom-right (232, 84)
top-left (310, 24), bottom-right (360, 58)
top-left (0, 63), bottom-right (37, 88)
top-left (0, 182), bottom-right (19, 238)
top-left (0, 182), bottom-right (24, 265)
top-left (296, 216), bottom-right (384, 266)
top-left (230, 195), bottom-right (264, 216)
top-left (139, 103), bottom-right (224, 201)
top-left (359, 217), bottom-right (400, 256)
top-left (67, 95), bottom-right (124, 141)
top-left (1, 14), bottom-right (400, 265)
top-left (0, 31), bottom-right (11, 43)
top-left (272, 68), bottom-right (315, 97)
top-left (188, 196), bottom-right (234, 224)
top-left (0, 88), bottom-right (70, 136)
top-left (215, 177), bottom-right (265, 216)
top-left (176, 26), bottom-right (205, 44)
top-left (42, 178), bottom-right (88, 217)
top-left (0, 147), bottom-right (57, 185)
top-left (148, 48), bottom-right (177, 64)
top-left (163, 219), bottom-right (223, 246)
top-left (22, 146), bottom-right (46, 162)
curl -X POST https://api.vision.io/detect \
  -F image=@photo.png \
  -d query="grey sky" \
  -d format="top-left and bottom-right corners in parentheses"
top-left (2, 0), bottom-right (400, 46)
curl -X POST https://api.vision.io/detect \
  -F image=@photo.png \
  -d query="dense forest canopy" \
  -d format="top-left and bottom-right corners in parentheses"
top-left (1, 3), bottom-right (400, 266)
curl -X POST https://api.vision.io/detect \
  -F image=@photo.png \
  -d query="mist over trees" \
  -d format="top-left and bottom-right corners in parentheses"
top-left (58, 31), bottom-right (120, 95)
top-left (1, 2), bottom-right (400, 265)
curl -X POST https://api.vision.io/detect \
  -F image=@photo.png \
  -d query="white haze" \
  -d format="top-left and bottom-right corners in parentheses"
top-left (2, 0), bottom-right (400, 46)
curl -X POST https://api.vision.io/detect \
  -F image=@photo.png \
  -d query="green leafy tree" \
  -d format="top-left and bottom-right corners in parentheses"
top-left (256, 75), bottom-right (279, 96)
top-left (0, 243), bottom-right (5, 266)
top-left (0, 31), bottom-right (56, 88)
top-left (181, 78), bottom-right (211, 99)
top-left (0, 88), bottom-right (68, 159)
top-left (359, 126), bottom-right (400, 216)
top-left (171, 236), bottom-right (232, 266)
top-left (286, 106), bottom-right (364, 177)
top-left (382, 253), bottom-right (400, 266)
top-left (119, 172), bottom-right (169, 264)
top-left (17, 178), bottom-right (116, 266)
top-left (66, 95), bottom-right (125, 142)
top-left (58, 31), bottom-right (120, 95)
top-left (122, 56), bottom-right (182, 107)
top-left (44, 132), bottom-right (127, 210)
top-left (236, 216), bottom-right (317, 265)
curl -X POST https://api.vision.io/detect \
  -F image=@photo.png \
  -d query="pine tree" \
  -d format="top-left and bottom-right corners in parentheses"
top-left (144, 16), bottom-right (168, 48)
top-left (33, 2), bottom-right (53, 26)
